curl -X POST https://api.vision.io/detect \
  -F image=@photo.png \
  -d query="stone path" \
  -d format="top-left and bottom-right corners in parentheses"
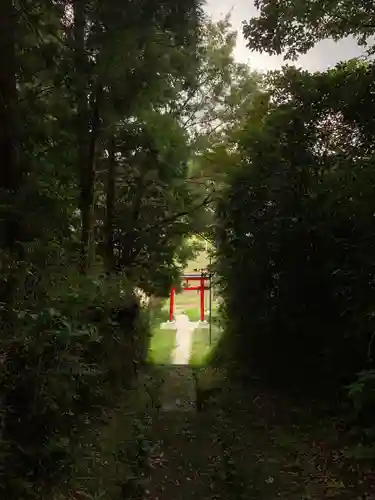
top-left (159, 314), bottom-right (200, 411)
top-left (172, 314), bottom-right (199, 365)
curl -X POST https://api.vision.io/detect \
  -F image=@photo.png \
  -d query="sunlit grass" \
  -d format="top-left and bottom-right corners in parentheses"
top-left (184, 307), bottom-right (203, 321)
top-left (190, 324), bottom-right (222, 367)
top-left (148, 327), bottom-right (176, 365)
top-left (149, 306), bottom-right (169, 325)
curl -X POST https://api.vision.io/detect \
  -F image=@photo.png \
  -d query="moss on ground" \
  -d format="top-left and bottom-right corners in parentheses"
top-left (66, 366), bottom-right (163, 499)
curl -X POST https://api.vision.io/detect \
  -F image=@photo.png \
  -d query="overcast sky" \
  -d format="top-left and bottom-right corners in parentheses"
top-left (205, 0), bottom-right (365, 72)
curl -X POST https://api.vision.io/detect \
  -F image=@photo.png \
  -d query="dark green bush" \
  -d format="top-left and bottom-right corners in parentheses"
top-left (214, 64), bottom-right (375, 396)
top-left (0, 274), bottom-right (150, 499)
top-left (216, 162), bottom-right (375, 395)
top-left (348, 370), bottom-right (375, 432)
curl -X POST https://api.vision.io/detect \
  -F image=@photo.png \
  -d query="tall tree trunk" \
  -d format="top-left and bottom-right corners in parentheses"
top-left (0, 0), bottom-right (22, 332)
top-left (82, 82), bottom-right (102, 272)
top-left (120, 164), bottom-right (145, 270)
top-left (105, 137), bottom-right (116, 272)
top-left (0, 0), bottom-right (20, 250)
top-left (73, 0), bottom-right (91, 274)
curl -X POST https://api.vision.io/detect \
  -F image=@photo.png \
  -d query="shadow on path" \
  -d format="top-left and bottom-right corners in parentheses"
top-left (143, 363), bottom-right (225, 500)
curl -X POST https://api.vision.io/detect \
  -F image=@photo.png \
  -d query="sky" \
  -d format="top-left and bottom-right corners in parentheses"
top-left (204, 0), bottom-right (365, 72)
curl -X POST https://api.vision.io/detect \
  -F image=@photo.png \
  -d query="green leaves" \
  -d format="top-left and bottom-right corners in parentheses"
top-left (215, 60), bottom-right (375, 397)
top-left (0, 3), bottom-right (207, 496)
top-left (243, 0), bottom-right (375, 59)
top-left (174, 16), bottom-right (261, 152)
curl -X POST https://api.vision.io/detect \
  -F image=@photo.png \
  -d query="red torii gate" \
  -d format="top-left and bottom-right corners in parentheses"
top-left (169, 273), bottom-right (210, 322)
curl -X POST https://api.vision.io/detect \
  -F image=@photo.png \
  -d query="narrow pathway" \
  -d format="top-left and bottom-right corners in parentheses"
top-left (172, 314), bottom-right (199, 365)
top-left (163, 314), bottom-right (198, 411)
top-left (144, 314), bottom-right (225, 500)
top-left (145, 409), bottom-right (224, 500)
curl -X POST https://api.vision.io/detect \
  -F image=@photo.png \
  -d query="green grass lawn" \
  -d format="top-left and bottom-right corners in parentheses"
top-left (148, 327), bottom-right (176, 364)
top-left (184, 307), bottom-right (204, 321)
top-left (149, 306), bottom-right (169, 325)
top-left (189, 324), bottom-right (222, 366)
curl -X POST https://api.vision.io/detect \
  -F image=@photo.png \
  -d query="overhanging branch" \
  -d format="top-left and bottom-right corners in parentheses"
top-left (144, 192), bottom-right (214, 233)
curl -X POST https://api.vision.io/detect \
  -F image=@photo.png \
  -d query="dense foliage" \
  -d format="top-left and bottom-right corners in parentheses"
top-left (215, 59), bottom-right (375, 406)
top-left (0, 0), bottom-right (209, 498)
top-left (243, 0), bottom-right (375, 58)
top-left (213, 9), bottom-right (375, 450)
top-left (7, 0), bottom-right (375, 494)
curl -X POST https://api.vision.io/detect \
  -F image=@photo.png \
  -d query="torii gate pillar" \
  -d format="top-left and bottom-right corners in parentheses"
top-left (200, 276), bottom-right (205, 321)
top-left (169, 287), bottom-right (175, 322)
top-left (168, 273), bottom-right (209, 322)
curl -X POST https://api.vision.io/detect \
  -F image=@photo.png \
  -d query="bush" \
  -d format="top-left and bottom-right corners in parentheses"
top-left (348, 370), bottom-right (375, 432)
top-left (215, 114), bottom-right (375, 396)
top-left (0, 274), bottom-right (150, 499)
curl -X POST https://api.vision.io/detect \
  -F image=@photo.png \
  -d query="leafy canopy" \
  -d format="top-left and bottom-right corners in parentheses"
top-left (215, 59), bottom-right (375, 394)
top-left (243, 0), bottom-right (375, 59)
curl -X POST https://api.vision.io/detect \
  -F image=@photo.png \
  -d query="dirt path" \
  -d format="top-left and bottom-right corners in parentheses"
top-left (160, 365), bottom-right (196, 411)
top-left (142, 312), bottom-right (375, 500)
top-left (143, 364), bottom-right (227, 500)
top-left (141, 365), bottom-right (375, 500)
top-left (145, 409), bottom-right (225, 500)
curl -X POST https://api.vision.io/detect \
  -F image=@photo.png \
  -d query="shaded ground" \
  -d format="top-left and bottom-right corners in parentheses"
top-left (144, 365), bottom-right (225, 500)
top-left (142, 364), bottom-right (375, 500)
top-left (216, 382), bottom-right (375, 500)
top-left (145, 411), bottom-right (224, 500)
top-left (143, 285), bottom-right (375, 499)
top-left (160, 365), bottom-right (196, 411)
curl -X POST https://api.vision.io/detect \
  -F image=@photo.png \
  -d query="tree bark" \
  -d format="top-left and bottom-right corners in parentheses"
top-left (80, 82), bottom-right (102, 273)
top-left (0, 0), bottom-right (20, 250)
top-left (73, 0), bottom-right (100, 275)
top-left (105, 137), bottom-right (116, 272)
top-left (0, 0), bottom-right (21, 332)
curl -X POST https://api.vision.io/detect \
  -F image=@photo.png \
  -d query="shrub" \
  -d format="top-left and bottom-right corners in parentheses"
top-left (215, 145), bottom-right (375, 396)
top-left (348, 370), bottom-right (375, 432)
top-left (0, 274), bottom-right (150, 499)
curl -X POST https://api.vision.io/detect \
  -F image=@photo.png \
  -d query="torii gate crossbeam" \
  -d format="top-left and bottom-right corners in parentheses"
top-left (169, 273), bottom-right (210, 322)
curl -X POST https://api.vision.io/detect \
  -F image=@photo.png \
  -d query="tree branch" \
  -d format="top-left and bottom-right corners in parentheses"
top-left (144, 192), bottom-right (214, 233)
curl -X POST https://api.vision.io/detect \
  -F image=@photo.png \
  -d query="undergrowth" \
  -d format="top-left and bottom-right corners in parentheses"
top-left (0, 272), bottom-right (151, 499)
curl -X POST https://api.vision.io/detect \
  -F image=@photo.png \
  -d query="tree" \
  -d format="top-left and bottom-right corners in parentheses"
top-left (169, 15), bottom-right (262, 239)
top-left (0, 0), bottom-right (19, 243)
top-left (65, 0), bottom-right (204, 273)
top-left (0, 1), bottom-right (207, 497)
top-left (173, 15), bottom-right (260, 153)
top-left (97, 111), bottom-right (198, 295)
top-left (0, 0), bottom-right (21, 331)
top-left (215, 60), bottom-right (375, 395)
top-left (243, 0), bottom-right (375, 59)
